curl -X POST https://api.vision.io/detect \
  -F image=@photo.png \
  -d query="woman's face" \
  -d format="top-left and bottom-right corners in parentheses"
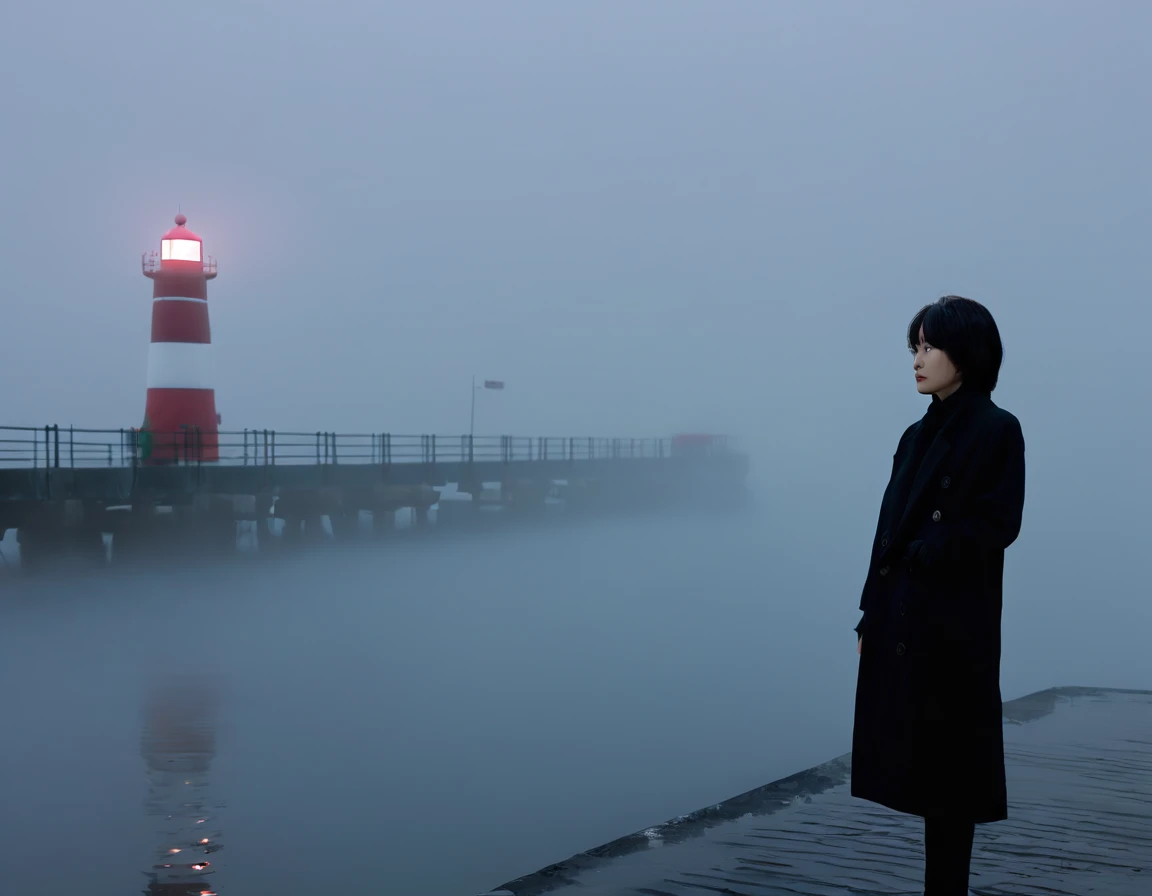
top-left (912, 325), bottom-right (962, 399)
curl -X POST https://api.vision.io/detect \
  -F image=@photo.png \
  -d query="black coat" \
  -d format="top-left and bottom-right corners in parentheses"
top-left (851, 385), bottom-right (1026, 823)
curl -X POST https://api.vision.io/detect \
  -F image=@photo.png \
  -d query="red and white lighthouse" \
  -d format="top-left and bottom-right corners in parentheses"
top-left (141, 214), bottom-right (220, 463)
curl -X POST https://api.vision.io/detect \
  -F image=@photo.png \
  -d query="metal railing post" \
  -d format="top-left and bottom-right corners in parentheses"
top-left (43, 426), bottom-right (50, 496)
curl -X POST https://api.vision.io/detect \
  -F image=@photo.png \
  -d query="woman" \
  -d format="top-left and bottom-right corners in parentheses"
top-left (851, 295), bottom-right (1026, 895)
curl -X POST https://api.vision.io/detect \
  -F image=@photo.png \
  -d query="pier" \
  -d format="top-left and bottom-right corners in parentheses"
top-left (484, 686), bottom-right (1152, 896)
top-left (0, 425), bottom-right (748, 572)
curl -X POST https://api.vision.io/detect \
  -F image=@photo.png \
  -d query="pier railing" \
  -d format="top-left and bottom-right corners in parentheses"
top-left (0, 426), bottom-right (732, 470)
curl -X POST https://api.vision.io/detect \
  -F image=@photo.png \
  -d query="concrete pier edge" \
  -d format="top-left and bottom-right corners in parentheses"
top-left (478, 685), bottom-right (1152, 896)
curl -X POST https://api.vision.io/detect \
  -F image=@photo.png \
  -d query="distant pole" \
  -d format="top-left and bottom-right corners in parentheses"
top-left (470, 376), bottom-right (504, 440)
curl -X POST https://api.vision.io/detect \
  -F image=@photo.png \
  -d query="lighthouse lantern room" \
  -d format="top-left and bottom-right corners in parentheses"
top-left (140, 214), bottom-right (220, 464)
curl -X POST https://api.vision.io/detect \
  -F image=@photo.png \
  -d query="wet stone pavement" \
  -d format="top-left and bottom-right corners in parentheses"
top-left (482, 687), bottom-right (1152, 896)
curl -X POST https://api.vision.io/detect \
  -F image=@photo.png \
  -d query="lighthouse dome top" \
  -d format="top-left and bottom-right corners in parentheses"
top-left (161, 213), bottom-right (202, 242)
top-left (160, 213), bottom-right (203, 263)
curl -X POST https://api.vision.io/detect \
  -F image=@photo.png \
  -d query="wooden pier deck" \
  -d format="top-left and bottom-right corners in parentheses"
top-left (485, 687), bottom-right (1152, 896)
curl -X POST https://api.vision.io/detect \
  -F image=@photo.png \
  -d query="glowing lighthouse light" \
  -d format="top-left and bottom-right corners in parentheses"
top-left (161, 237), bottom-right (202, 262)
top-left (140, 213), bottom-right (221, 464)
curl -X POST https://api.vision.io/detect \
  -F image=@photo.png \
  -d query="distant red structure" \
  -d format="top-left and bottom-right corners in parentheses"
top-left (140, 214), bottom-right (220, 463)
top-left (671, 433), bottom-right (727, 457)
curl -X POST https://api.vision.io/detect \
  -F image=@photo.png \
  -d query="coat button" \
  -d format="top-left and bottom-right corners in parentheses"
top-left (899, 602), bottom-right (907, 616)
top-left (896, 642), bottom-right (906, 656)
top-left (881, 535), bottom-right (888, 547)
top-left (878, 566), bottom-right (889, 577)
top-left (941, 475), bottom-right (951, 488)
top-left (932, 510), bottom-right (942, 522)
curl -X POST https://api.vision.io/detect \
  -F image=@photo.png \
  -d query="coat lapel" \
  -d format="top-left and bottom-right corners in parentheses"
top-left (890, 431), bottom-right (952, 545)
top-left (875, 389), bottom-right (991, 564)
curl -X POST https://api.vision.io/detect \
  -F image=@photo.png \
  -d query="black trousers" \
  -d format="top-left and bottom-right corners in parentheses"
top-left (924, 816), bottom-right (976, 895)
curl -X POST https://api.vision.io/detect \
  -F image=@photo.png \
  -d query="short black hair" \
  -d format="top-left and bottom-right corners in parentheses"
top-left (907, 295), bottom-right (1004, 394)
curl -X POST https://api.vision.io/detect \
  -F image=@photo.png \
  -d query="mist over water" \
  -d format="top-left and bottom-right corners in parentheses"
top-left (0, 505), bottom-right (844, 894)
top-left (1, 493), bottom-right (1145, 895)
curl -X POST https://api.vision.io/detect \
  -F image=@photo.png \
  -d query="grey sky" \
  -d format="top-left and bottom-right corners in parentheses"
top-left (1, 0), bottom-right (1143, 436)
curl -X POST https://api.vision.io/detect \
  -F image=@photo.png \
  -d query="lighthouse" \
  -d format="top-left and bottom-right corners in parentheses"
top-left (141, 214), bottom-right (220, 463)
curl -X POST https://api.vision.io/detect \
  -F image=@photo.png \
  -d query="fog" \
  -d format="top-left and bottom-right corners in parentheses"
top-left (1, 0), bottom-right (1150, 893)
top-left (5, 502), bottom-right (1138, 896)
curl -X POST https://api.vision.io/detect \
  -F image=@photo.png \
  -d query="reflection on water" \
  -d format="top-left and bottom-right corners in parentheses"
top-left (140, 677), bottom-right (223, 896)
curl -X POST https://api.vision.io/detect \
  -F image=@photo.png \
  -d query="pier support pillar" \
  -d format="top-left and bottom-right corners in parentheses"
top-left (373, 509), bottom-right (395, 537)
top-left (506, 479), bottom-right (549, 518)
top-left (189, 494), bottom-right (240, 559)
top-left (280, 516), bottom-right (329, 545)
top-left (328, 508), bottom-right (363, 543)
top-left (16, 524), bottom-right (106, 575)
top-left (13, 500), bottom-right (106, 575)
